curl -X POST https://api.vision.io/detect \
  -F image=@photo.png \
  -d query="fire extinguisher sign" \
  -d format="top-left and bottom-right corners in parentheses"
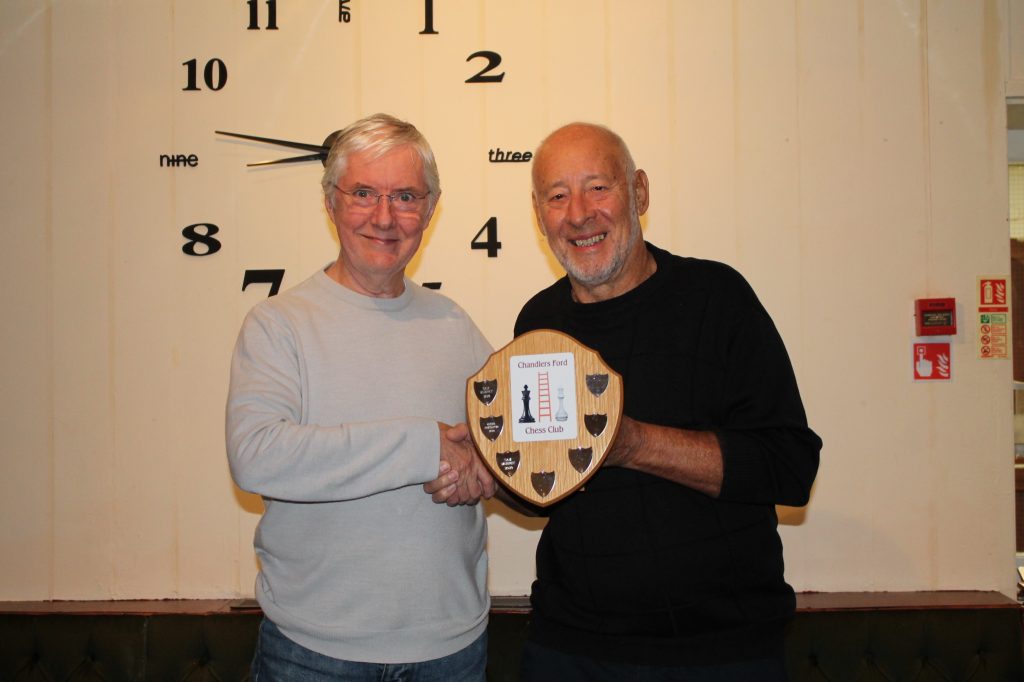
top-left (977, 276), bottom-right (1009, 360)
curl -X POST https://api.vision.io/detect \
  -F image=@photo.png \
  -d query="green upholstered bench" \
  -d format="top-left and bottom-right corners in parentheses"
top-left (1, 592), bottom-right (1020, 680)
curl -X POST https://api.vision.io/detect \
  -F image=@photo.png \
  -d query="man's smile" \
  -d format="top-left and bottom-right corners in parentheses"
top-left (572, 233), bottom-right (606, 247)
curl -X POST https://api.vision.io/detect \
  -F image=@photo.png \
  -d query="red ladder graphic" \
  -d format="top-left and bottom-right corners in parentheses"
top-left (536, 372), bottom-right (552, 421)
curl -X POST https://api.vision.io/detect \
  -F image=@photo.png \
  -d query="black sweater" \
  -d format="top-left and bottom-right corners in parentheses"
top-left (513, 243), bottom-right (821, 664)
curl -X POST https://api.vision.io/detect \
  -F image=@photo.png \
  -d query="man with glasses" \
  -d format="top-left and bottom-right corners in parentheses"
top-left (226, 113), bottom-right (497, 680)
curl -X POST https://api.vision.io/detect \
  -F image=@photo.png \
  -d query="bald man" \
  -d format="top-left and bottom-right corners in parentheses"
top-left (513, 123), bottom-right (821, 681)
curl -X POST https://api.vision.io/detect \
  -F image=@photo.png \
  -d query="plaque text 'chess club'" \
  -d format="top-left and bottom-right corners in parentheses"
top-left (466, 329), bottom-right (623, 507)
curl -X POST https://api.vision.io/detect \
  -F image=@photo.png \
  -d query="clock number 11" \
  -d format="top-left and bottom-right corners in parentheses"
top-left (247, 0), bottom-right (278, 30)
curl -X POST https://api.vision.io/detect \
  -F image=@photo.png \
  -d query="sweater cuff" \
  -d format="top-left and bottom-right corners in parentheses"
top-left (407, 417), bottom-right (443, 485)
top-left (714, 430), bottom-right (771, 503)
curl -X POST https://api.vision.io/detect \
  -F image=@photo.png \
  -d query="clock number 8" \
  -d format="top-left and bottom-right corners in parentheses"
top-left (182, 223), bottom-right (222, 257)
top-left (182, 58), bottom-right (228, 92)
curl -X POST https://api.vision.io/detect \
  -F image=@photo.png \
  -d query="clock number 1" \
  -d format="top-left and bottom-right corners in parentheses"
top-left (420, 0), bottom-right (438, 34)
top-left (182, 58), bottom-right (228, 91)
top-left (471, 217), bottom-right (501, 257)
top-left (242, 269), bottom-right (285, 297)
top-left (247, 0), bottom-right (278, 30)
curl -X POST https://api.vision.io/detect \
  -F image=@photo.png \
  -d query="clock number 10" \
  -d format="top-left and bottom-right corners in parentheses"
top-left (182, 58), bottom-right (227, 91)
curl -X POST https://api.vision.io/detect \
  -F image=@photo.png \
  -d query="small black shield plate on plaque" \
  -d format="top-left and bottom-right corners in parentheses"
top-left (479, 415), bottom-right (504, 441)
top-left (586, 373), bottom-right (609, 396)
top-left (496, 451), bottom-right (520, 477)
top-left (531, 471), bottom-right (556, 497)
top-left (568, 447), bottom-right (593, 473)
top-left (473, 379), bottom-right (498, 406)
top-left (584, 414), bottom-right (608, 437)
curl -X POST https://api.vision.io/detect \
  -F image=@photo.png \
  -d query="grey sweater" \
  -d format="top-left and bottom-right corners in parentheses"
top-left (226, 267), bottom-right (492, 663)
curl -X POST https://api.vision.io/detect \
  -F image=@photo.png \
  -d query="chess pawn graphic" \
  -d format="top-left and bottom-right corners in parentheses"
top-left (555, 387), bottom-right (568, 422)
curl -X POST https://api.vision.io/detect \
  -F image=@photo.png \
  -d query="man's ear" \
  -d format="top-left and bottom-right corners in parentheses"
top-left (324, 193), bottom-right (335, 221)
top-left (634, 169), bottom-right (650, 216)
top-left (532, 192), bottom-right (546, 236)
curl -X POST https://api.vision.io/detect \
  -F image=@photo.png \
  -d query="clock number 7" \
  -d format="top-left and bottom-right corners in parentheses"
top-left (471, 217), bottom-right (501, 257)
top-left (242, 269), bottom-right (285, 297)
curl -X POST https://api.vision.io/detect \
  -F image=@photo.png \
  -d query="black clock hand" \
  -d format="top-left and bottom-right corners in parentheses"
top-left (246, 153), bottom-right (327, 167)
top-left (215, 130), bottom-right (342, 166)
top-left (215, 130), bottom-right (327, 152)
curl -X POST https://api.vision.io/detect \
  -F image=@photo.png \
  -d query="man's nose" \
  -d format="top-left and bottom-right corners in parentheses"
top-left (566, 193), bottom-right (591, 225)
top-left (371, 195), bottom-right (396, 227)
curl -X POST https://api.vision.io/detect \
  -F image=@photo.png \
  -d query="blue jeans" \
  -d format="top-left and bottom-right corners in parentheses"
top-left (520, 640), bottom-right (788, 682)
top-left (251, 618), bottom-right (487, 682)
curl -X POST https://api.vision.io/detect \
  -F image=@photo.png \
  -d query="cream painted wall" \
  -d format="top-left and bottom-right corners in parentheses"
top-left (0, 0), bottom-right (1016, 600)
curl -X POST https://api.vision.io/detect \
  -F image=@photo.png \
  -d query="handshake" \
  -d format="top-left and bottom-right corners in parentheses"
top-left (424, 423), bottom-right (497, 506)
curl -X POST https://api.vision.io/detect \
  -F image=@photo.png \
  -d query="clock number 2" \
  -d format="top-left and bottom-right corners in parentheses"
top-left (182, 58), bottom-right (228, 92)
top-left (471, 217), bottom-right (501, 257)
top-left (182, 223), bottom-right (222, 256)
top-left (242, 269), bottom-right (285, 297)
top-left (465, 51), bottom-right (505, 83)
top-left (247, 0), bottom-right (278, 30)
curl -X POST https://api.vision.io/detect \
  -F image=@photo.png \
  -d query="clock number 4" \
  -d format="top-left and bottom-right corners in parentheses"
top-left (182, 58), bottom-right (227, 91)
top-left (247, 0), bottom-right (278, 30)
top-left (471, 217), bottom-right (501, 257)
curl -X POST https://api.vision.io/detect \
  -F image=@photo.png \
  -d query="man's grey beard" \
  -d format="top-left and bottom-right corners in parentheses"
top-left (560, 216), bottom-right (643, 288)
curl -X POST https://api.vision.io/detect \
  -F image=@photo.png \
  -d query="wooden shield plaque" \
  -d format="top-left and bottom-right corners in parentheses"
top-left (466, 329), bottom-right (623, 507)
